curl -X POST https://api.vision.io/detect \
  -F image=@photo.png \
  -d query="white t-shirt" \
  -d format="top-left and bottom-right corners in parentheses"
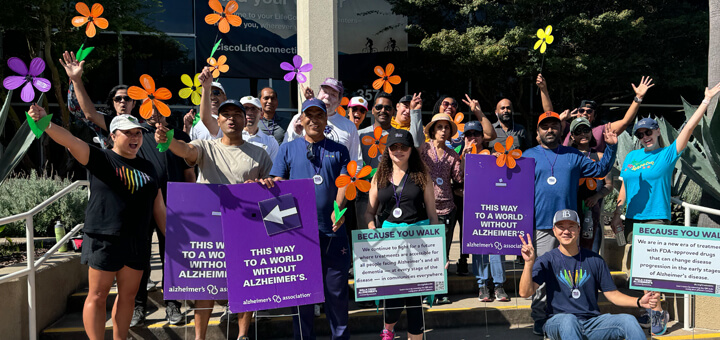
top-left (189, 114), bottom-right (222, 140)
top-left (242, 128), bottom-right (279, 161)
top-left (284, 111), bottom-right (361, 162)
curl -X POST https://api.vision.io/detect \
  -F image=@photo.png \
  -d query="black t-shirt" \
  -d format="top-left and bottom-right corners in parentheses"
top-left (377, 174), bottom-right (428, 225)
top-left (136, 123), bottom-right (191, 198)
top-left (83, 145), bottom-right (159, 236)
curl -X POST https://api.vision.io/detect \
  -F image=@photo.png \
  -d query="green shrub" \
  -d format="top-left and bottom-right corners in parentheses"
top-left (0, 171), bottom-right (87, 237)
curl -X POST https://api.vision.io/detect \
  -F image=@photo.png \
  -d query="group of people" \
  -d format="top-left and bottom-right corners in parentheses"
top-left (29, 49), bottom-right (720, 340)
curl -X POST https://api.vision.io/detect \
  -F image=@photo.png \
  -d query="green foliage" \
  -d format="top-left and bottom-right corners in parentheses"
top-left (0, 92), bottom-right (43, 185)
top-left (675, 98), bottom-right (720, 201)
top-left (0, 170), bottom-right (87, 237)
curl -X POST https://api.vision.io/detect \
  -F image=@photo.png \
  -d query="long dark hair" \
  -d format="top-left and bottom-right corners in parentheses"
top-left (375, 146), bottom-right (428, 191)
top-left (432, 95), bottom-right (455, 115)
top-left (104, 85), bottom-right (135, 115)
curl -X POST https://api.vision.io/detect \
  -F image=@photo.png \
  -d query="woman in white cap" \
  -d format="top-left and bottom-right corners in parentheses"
top-left (366, 129), bottom-right (438, 340)
top-left (419, 113), bottom-right (463, 304)
top-left (28, 105), bottom-right (166, 340)
top-left (611, 82), bottom-right (720, 335)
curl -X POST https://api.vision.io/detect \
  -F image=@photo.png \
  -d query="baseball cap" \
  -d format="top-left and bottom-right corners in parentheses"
top-left (463, 120), bottom-right (484, 136)
top-left (537, 111), bottom-right (561, 127)
top-left (302, 98), bottom-right (327, 113)
top-left (579, 100), bottom-right (597, 110)
top-left (348, 96), bottom-right (368, 110)
top-left (240, 96), bottom-right (262, 109)
top-left (109, 114), bottom-right (146, 133)
top-left (399, 95), bottom-right (413, 103)
top-left (553, 209), bottom-right (580, 226)
top-left (632, 117), bottom-right (659, 134)
top-left (211, 81), bottom-right (225, 95)
top-left (218, 99), bottom-right (245, 113)
top-left (320, 77), bottom-right (344, 96)
top-left (386, 129), bottom-right (414, 148)
top-left (569, 117), bottom-right (592, 133)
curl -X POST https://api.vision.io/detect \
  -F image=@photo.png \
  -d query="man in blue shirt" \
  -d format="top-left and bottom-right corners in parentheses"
top-left (522, 111), bottom-right (617, 334)
top-left (518, 209), bottom-right (659, 340)
top-left (270, 98), bottom-right (351, 340)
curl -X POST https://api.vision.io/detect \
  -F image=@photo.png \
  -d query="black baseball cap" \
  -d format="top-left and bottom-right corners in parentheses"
top-left (218, 99), bottom-right (246, 113)
top-left (399, 95), bottom-right (413, 103)
top-left (579, 100), bottom-right (598, 110)
top-left (386, 129), bottom-right (414, 148)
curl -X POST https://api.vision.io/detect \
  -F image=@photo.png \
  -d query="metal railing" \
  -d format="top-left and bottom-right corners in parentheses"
top-left (670, 197), bottom-right (720, 331)
top-left (0, 180), bottom-right (88, 340)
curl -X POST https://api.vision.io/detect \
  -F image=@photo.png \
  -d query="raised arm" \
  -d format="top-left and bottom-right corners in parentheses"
top-left (580, 123), bottom-right (617, 178)
top-left (59, 51), bottom-right (108, 130)
top-left (462, 94), bottom-right (496, 141)
top-left (675, 82), bottom-right (720, 153)
top-left (409, 92), bottom-right (425, 148)
top-left (536, 74), bottom-right (553, 112)
top-left (518, 233), bottom-right (539, 298)
top-left (608, 76), bottom-right (654, 134)
top-left (155, 122), bottom-right (200, 165)
top-left (28, 104), bottom-right (90, 165)
top-left (198, 67), bottom-right (220, 137)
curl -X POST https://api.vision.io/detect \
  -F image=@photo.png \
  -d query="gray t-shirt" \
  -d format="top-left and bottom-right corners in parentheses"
top-left (188, 139), bottom-right (272, 184)
top-left (489, 121), bottom-right (532, 151)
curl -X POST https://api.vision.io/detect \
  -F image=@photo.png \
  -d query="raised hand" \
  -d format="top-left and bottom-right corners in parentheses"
top-left (198, 66), bottom-right (213, 88)
top-left (603, 122), bottom-right (617, 145)
top-left (631, 76), bottom-right (654, 100)
top-left (58, 51), bottom-right (84, 81)
top-left (559, 108), bottom-right (578, 121)
top-left (411, 92), bottom-right (423, 110)
top-left (518, 233), bottom-right (536, 262)
top-left (300, 83), bottom-right (314, 100)
top-left (331, 210), bottom-right (345, 232)
top-left (704, 82), bottom-right (720, 100)
top-left (462, 94), bottom-right (482, 113)
top-left (462, 140), bottom-right (476, 155)
top-left (183, 109), bottom-right (195, 132)
top-left (155, 123), bottom-right (169, 144)
top-left (536, 73), bottom-right (547, 90)
top-left (28, 104), bottom-right (47, 122)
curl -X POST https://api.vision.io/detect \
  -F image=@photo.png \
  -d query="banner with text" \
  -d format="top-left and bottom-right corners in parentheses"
top-left (165, 183), bottom-right (228, 300)
top-left (352, 224), bottom-right (447, 301)
top-left (462, 155), bottom-right (534, 255)
top-left (630, 224), bottom-right (720, 297)
top-left (220, 179), bottom-right (325, 312)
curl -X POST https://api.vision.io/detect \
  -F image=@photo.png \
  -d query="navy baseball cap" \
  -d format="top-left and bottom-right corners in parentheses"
top-left (553, 209), bottom-right (580, 226)
top-left (218, 99), bottom-right (245, 113)
top-left (386, 129), bottom-right (414, 148)
top-left (463, 121), bottom-right (484, 136)
top-left (579, 100), bottom-right (598, 110)
top-left (399, 95), bottom-right (413, 103)
top-left (302, 98), bottom-right (327, 113)
top-left (633, 118), bottom-right (659, 134)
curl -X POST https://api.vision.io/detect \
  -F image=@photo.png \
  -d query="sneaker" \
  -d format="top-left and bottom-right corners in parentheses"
top-left (146, 279), bottom-right (158, 291)
top-left (456, 260), bottom-right (469, 276)
top-left (494, 287), bottom-right (510, 302)
top-left (637, 309), bottom-right (650, 329)
top-left (314, 304), bottom-right (321, 316)
top-left (478, 286), bottom-right (492, 302)
top-left (238, 337), bottom-right (250, 340)
top-left (130, 306), bottom-right (145, 327)
top-left (166, 303), bottom-right (183, 325)
top-left (436, 296), bottom-right (451, 304)
top-left (422, 297), bottom-right (429, 304)
top-left (532, 319), bottom-right (545, 336)
top-left (381, 329), bottom-right (396, 340)
top-left (651, 310), bottom-right (669, 335)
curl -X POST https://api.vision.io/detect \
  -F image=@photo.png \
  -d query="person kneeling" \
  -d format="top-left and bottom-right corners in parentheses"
top-left (518, 209), bottom-right (659, 340)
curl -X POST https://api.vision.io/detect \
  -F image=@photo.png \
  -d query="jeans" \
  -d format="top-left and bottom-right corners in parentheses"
top-left (544, 313), bottom-right (646, 340)
top-left (472, 254), bottom-right (505, 287)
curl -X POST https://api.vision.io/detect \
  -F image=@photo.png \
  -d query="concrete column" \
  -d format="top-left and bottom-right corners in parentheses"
top-left (297, 0), bottom-right (338, 93)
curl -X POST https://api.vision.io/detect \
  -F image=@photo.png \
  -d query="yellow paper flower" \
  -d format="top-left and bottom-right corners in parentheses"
top-left (179, 73), bottom-right (202, 105)
top-left (534, 25), bottom-right (554, 54)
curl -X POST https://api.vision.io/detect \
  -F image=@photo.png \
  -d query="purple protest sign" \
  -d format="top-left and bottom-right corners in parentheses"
top-left (462, 154), bottom-right (534, 255)
top-left (220, 179), bottom-right (325, 313)
top-left (165, 183), bottom-right (228, 300)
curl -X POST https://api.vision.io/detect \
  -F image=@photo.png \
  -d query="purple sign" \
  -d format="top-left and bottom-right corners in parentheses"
top-left (165, 183), bottom-right (228, 300)
top-left (462, 154), bottom-right (535, 255)
top-left (220, 179), bottom-right (325, 313)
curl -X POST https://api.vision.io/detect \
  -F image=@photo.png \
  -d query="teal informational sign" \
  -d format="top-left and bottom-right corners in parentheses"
top-left (630, 223), bottom-right (720, 297)
top-left (352, 224), bottom-right (447, 302)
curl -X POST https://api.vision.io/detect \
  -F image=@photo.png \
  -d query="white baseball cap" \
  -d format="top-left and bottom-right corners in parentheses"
top-left (348, 96), bottom-right (368, 110)
top-left (211, 81), bottom-right (225, 95)
top-left (109, 114), bottom-right (146, 133)
top-left (240, 96), bottom-right (262, 109)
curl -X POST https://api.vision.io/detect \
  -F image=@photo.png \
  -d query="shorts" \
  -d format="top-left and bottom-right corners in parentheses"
top-left (81, 232), bottom-right (149, 272)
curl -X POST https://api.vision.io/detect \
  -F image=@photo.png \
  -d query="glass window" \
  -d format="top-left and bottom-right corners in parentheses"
top-left (143, 0), bottom-right (194, 34)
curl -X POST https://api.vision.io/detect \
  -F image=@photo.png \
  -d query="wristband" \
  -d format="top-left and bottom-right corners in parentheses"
top-left (702, 99), bottom-right (711, 105)
top-left (636, 296), bottom-right (642, 308)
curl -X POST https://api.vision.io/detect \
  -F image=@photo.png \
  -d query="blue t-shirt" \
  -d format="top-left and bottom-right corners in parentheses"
top-left (620, 140), bottom-right (682, 220)
top-left (532, 248), bottom-right (616, 320)
top-left (523, 144), bottom-right (616, 230)
top-left (270, 138), bottom-right (350, 236)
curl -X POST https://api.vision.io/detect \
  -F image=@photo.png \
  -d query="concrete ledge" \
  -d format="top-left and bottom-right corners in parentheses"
top-left (0, 252), bottom-right (88, 340)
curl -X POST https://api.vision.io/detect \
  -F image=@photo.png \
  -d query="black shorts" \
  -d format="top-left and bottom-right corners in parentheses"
top-left (81, 232), bottom-right (149, 272)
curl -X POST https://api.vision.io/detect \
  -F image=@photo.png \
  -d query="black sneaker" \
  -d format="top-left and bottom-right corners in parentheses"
top-left (478, 286), bottom-right (492, 302)
top-left (130, 306), bottom-right (145, 327)
top-left (456, 260), bottom-right (469, 276)
top-left (533, 319), bottom-right (545, 336)
top-left (166, 303), bottom-right (183, 325)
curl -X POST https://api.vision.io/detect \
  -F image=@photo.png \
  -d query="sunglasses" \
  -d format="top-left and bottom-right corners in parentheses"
top-left (389, 144), bottom-right (410, 152)
top-left (374, 104), bottom-right (393, 112)
top-left (464, 131), bottom-right (483, 137)
top-left (578, 108), bottom-right (595, 114)
top-left (113, 95), bottom-right (132, 103)
top-left (442, 101), bottom-right (458, 108)
top-left (634, 130), bottom-right (654, 139)
top-left (306, 143), bottom-right (315, 160)
top-left (211, 89), bottom-right (223, 96)
top-left (572, 127), bottom-right (592, 135)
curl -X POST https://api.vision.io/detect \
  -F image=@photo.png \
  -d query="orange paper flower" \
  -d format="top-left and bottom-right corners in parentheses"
top-left (205, 0), bottom-right (242, 34)
top-left (335, 161), bottom-right (372, 201)
top-left (479, 149), bottom-right (490, 155)
top-left (361, 126), bottom-right (388, 159)
top-left (452, 112), bottom-right (465, 139)
top-left (372, 63), bottom-right (401, 94)
top-left (337, 97), bottom-right (350, 117)
top-left (207, 55), bottom-right (230, 78)
top-left (127, 74), bottom-right (172, 119)
top-left (493, 136), bottom-right (523, 169)
top-left (579, 177), bottom-right (600, 190)
top-left (72, 2), bottom-right (109, 38)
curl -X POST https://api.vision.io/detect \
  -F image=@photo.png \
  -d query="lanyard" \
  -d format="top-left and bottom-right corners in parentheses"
top-left (260, 117), bottom-right (275, 136)
top-left (540, 145), bottom-right (560, 178)
top-left (391, 172), bottom-right (409, 209)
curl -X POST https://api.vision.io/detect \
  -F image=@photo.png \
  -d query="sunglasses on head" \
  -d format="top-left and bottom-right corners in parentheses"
top-left (464, 130), bottom-right (482, 137)
top-left (442, 101), bottom-right (458, 108)
top-left (113, 95), bottom-right (132, 103)
top-left (572, 127), bottom-right (592, 135)
top-left (634, 129), bottom-right (654, 139)
top-left (389, 144), bottom-right (410, 152)
top-left (578, 108), bottom-right (595, 114)
top-left (374, 104), bottom-right (392, 112)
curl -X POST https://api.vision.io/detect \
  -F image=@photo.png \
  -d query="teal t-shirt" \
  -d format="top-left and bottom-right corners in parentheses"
top-left (620, 140), bottom-right (682, 220)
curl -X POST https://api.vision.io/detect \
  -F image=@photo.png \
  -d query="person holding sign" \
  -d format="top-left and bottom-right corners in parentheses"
top-left (611, 82), bottom-right (720, 335)
top-left (270, 98), bottom-right (352, 340)
top-left (365, 129), bottom-right (439, 340)
top-left (519, 209), bottom-right (659, 340)
top-left (28, 106), bottom-right (166, 340)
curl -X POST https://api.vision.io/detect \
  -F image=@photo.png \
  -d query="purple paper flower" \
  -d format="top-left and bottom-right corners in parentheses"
top-left (280, 55), bottom-right (312, 83)
top-left (3, 57), bottom-right (51, 102)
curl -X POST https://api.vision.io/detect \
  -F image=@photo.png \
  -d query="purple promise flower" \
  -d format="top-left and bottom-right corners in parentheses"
top-left (3, 57), bottom-right (51, 102)
top-left (280, 55), bottom-right (313, 83)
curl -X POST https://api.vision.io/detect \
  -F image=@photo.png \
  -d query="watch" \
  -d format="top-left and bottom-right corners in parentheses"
top-left (633, 96), bottom-right (643, 103)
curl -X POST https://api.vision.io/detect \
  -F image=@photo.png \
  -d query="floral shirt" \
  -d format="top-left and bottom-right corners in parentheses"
top-left (419, 142), bottom-right (462, 215)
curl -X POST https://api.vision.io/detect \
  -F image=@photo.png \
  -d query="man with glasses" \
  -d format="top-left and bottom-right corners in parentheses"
top-left (240, 96), bottom-right (279, 160)
top-left (488, 98), bottom-right (532, 151)
top-left (183, 82), bottom-right (227, 140)
top-left (258, 87), bottom-right (290, 145)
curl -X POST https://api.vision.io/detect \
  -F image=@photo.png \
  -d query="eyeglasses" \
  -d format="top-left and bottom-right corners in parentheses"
top-left (442, 101), bottom-right (458, 108)
top-left (578, 108), bottom-right (595, 114)
top-left (389, 144), bottom-right (410, 152)
top-left (211, 89), bottom-right (223, 96)
top-left (634, 129), bottom-right (654, 139)
top-left (113, 96), bottom-right (132, 103)
top-left (464, 131), bottom-right (483, 137)
top-left (374, 104), bottom-right (392, 112)
top-left (572, 127), bottom-right (592, 135)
